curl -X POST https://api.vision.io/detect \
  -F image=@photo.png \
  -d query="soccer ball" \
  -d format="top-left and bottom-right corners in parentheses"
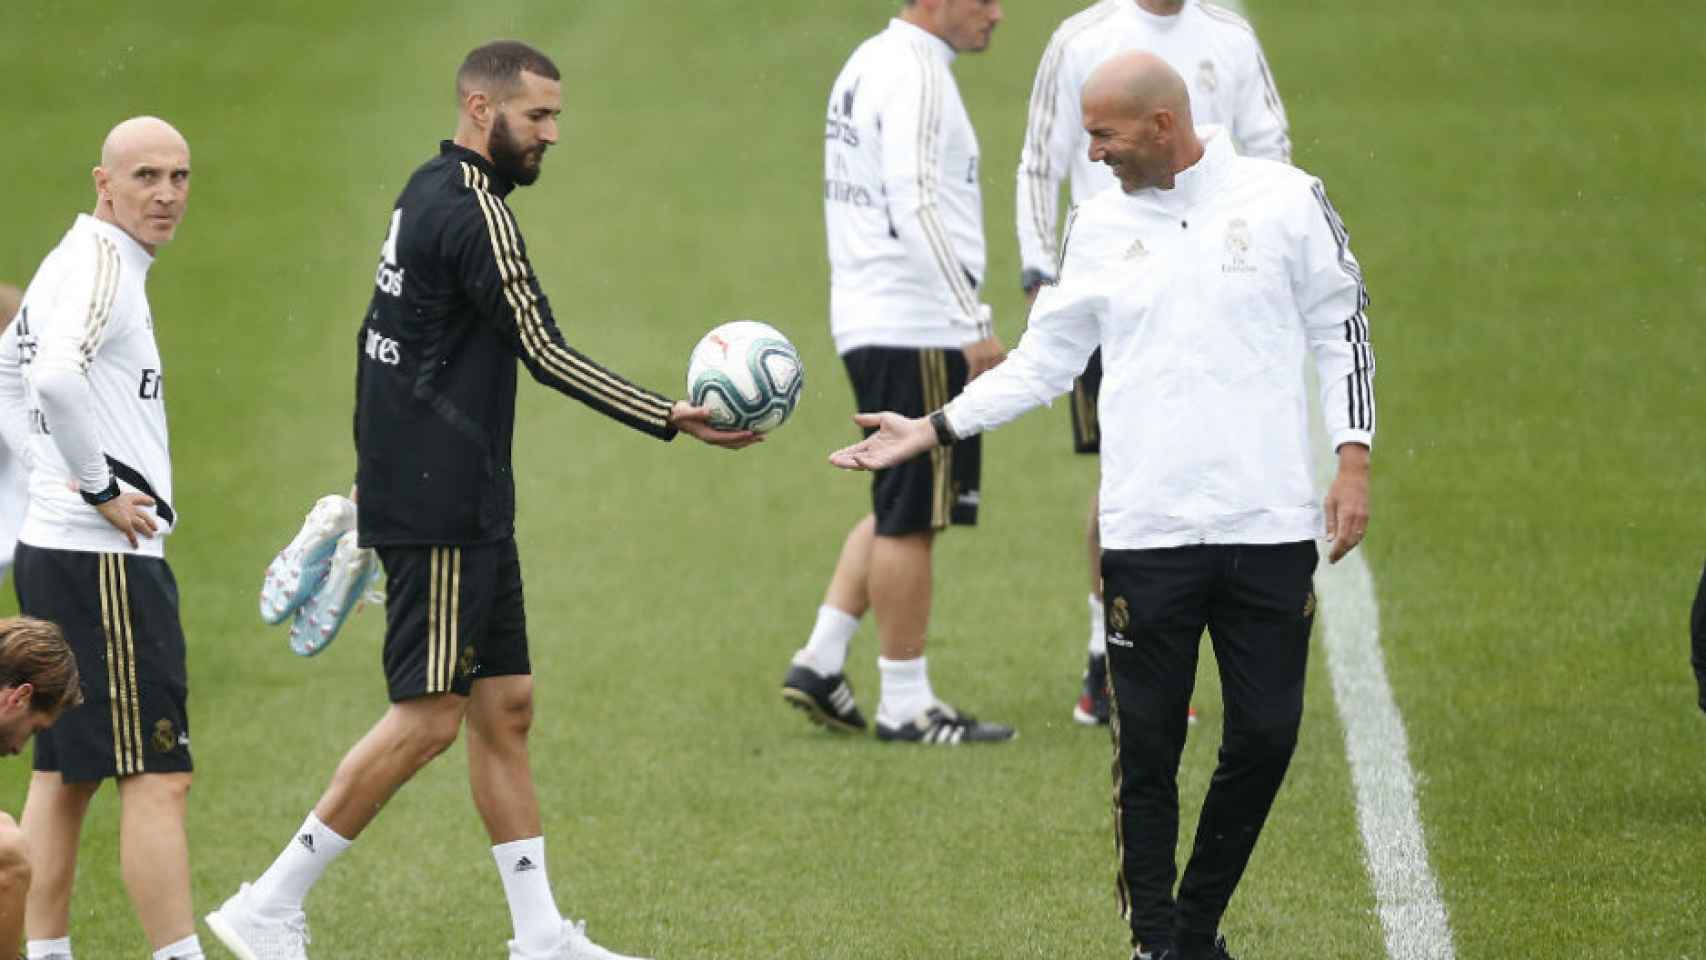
top-left (686, 320), bottom-right (804, 433)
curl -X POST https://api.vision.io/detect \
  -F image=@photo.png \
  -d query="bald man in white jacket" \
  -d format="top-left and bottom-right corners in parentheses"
top-left (831, 53), bottom-right (1372, 960)
top-left (1016, 0), bottom-right (1293, 727)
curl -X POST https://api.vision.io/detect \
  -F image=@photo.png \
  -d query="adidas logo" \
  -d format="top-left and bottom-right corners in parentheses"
top-left (513, 856), bottom-right (538, 873)
top-left (297, 833), bottom-right (316, 853)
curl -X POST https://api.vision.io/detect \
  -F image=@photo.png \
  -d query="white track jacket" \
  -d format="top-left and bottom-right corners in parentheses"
top-left (946, 129), bottom-right (1373, 550)
top-left (825, 18), bottom-right (991, 355)
top-left (1017, 0), bottom-right (1290, 279)
top-left (0, 215), bottom-right (175, 557)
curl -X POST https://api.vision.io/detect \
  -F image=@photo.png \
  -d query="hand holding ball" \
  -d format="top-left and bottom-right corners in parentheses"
top-left (686, 321), bottom-right (804, 434)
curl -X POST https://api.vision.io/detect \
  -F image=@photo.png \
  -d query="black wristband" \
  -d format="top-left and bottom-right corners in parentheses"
top-left (929, 410), bottom-right (957, 447)
top-left (1020, 268), bottom-right (1056, 295)
top-left (80, 476), bottom-right (120, 507)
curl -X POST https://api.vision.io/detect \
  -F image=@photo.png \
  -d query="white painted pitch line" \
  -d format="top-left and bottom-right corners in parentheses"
top-left (1315, 533), bottom-right (1457, 959)
top-left (1296, 333), bottom-right (1453, 955)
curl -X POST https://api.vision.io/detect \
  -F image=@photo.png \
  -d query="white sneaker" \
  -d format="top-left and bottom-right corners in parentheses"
top-left (286, 531), bottom-right (381, 657)
top-left (259, 495), bottom-right (356, 625)
top-left (509, 918), bottom-right (653, 960)
top-left (205, 882), bottom-right (310, 960)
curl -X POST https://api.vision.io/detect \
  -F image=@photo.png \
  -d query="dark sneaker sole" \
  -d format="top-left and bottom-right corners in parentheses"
top-left (781, 685), bottom-right (866, 735)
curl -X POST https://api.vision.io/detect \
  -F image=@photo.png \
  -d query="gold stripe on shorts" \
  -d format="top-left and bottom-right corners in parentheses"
top-left (101, 554), bottom-right (144, 776)
top-left (445, 548), bottom-right (462, 691)
top-left (99, 555), bottom-right (128, 774)
top-left (427, 547), bottom-right (463, 693)
top-left (118, 555), bottom-right (145, 773)
top-left (921, 350), bottom-right (953, 528)
top-left (426, 548), bottom-right (441, 692)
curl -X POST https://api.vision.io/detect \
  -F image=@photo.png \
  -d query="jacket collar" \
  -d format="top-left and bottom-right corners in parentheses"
top-left (440, 140), bottom-right (515, 197)
top-left (1139, 125), bottom-right (1233, 212)
top-left (888, 17), bottom-right (957, 65)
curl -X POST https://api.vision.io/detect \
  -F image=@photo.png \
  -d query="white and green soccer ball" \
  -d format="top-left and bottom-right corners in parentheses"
top-left (686, 320), bottom-right (804, 433)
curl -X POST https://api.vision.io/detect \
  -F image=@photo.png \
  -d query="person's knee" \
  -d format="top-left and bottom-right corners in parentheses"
top-left (1226, 711), bottom-right (1302, 767)
top-left (474, 681), bottom-right (534, 741)
top-left (121, 771), bottom-right (193, 809)
top-left (396, 696), bottom-right (467, 762)
top-left (0, 814), bottom-right (32, 899)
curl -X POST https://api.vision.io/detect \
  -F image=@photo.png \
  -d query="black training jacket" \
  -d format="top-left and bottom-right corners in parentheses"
top-left (354, 141), bottom-right (676, 547)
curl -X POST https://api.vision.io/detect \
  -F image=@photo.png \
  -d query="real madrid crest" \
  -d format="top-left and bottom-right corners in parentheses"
top-left (152, 718), bottom-right (176, 754)
top-left (1221, 218), bottom-right (1256, 275)
top-left (1197, 60), bottom-right (1218, 94)
top-left (1110, 596), bottom-right (1131, 632)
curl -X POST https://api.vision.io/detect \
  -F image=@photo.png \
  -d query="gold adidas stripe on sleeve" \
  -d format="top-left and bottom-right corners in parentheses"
top-left (77, 236), bottom-right (121, 372)
top-left (459, 163), bottom-right (673, 430)
top-left (1020, 2), bottom-right (1120, 267)
top-left (907, 45), bottom-right (980, 322)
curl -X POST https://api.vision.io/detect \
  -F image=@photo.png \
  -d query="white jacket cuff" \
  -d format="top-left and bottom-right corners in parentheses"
top-left (1330, 429), bottom-right (1374, 453)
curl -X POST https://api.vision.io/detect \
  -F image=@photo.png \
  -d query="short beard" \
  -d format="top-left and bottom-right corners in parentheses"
top-left (490, 112), bottom-right (545, 186)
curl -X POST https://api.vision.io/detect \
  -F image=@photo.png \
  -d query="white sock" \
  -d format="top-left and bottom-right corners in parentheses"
top-left (1087, 593), bottom-right (1106, 657)
top-left (795, 605), bottom-right (860, 676)
top-left (249, 812), bottom-right (352, 918)
top-left (876, 656), bottom-right (935, 723)
top-left (26, 937), bottom-right (70, 959)
top-left (153, 934), bottom-right (203, 960)
top-left (493, 837), bottom-right (564, 953)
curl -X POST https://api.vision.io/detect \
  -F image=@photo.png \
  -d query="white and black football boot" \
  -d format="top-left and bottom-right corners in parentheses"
top-left (781, 665), bottom-right (868, 733)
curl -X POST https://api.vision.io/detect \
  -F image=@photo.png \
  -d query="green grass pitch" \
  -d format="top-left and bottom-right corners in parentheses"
top-left (2, 1), bottom-right (1703, 956)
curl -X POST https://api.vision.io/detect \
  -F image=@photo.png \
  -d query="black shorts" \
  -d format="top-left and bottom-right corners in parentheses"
top-left (13, 543), bottom-right (192, 782)
top-left (1070, 348), bottom-right (1102, 454)
top-left (843, 346), bottom-right (981, 536)
top-left (377, 538), bottom-right (530, 701)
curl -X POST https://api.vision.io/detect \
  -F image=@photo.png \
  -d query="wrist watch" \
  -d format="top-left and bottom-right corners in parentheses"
top-left (81, 475), bottom-right (121, 507)
top-left (1020, 268), bottom-right (1056, 296)
top-left (929, 410), bottom-right (958, 447)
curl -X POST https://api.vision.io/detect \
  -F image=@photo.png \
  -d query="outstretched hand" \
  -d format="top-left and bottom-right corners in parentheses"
top-left (669, 401), bottom-right (763, 449)
top-left (827, 411), bottom-right (936, 471)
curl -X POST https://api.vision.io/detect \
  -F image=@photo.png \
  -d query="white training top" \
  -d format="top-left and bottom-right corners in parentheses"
top-left (947, 129), bottom-right (1374, 550)
top-left (825, 18), bottom-right (992, 355)
top-left (1017, 0), bottom-right (1291, 278)
top-left (0, 443), bottom-right (23, 576)
top-left (0, 214), bottom-right (175, 558)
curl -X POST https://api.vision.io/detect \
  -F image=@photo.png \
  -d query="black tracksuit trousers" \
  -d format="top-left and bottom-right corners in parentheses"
top-left (1103, 540), bottom-right (1318, 956)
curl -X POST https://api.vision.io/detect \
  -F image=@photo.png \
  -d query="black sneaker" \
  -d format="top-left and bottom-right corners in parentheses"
top-left (1176, 934), bottom-right (1237, 960)
top-left (781, 664), bottom-right (867, 733)
top-left (1073, 652), bottom-right (1110, 725)
top-left (1131, 946), bottom-right (1174, 960)
top-left (874, 702), bottom-right (1016, 744)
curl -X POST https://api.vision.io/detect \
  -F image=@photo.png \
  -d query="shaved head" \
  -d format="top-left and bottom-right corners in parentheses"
top-left (1082, 51), bottom-right (1193, 129)
top-left (100, 116), bottom-right (189, 171)
top-left (1080, 52), bottom-right (1203, 192)
top-left (93, 115), bottom-right (192, 253)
